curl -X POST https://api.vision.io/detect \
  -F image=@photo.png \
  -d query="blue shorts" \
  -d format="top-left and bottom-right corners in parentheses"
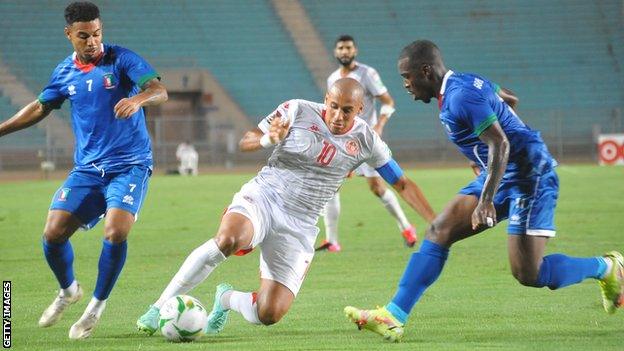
top-left (459, 169), bottom-right (559, 237)
top-left (50, 165), bottom-right (152, 229)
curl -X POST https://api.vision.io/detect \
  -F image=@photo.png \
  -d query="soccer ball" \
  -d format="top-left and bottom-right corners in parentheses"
top-left (159, 295), bottom-right (208, 342)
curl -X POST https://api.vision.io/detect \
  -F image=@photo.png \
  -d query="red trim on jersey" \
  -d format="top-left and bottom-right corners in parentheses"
top-left (438, 94), bottom-right (443, 110)
top-left (73, 51), bottom-right (104, 73)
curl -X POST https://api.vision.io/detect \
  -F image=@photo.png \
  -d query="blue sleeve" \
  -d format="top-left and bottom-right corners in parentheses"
top-left (117, 48), bottom-right (160, 88)
top-left (375, 159), bottom-right (404, 185)
top-left (450, 87), bottom-right (497, 136)
top-left (38, 66), bottom-right (66, 109)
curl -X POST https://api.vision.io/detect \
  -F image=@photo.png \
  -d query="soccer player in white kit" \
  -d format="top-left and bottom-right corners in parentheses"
top-left (318, 35), bottom-right (435, 253)
top-left (136, 78), bottom-right (435, 335)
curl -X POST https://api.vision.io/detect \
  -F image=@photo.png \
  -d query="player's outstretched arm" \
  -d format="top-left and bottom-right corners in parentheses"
top-left (0, 100), bottom-right (53, 137)
top-left (471, 122), bottom-right (509, 229)
top-left (239, 117), bottom-right (290, 152)
top-left (114, 78), bottom-right (168, 119)
top-left (392, 176), bottom-right (436, 223)
top-left (497, 87), bottom-right (518, 109)
top-left (375, 160), bottom-right (436, 223)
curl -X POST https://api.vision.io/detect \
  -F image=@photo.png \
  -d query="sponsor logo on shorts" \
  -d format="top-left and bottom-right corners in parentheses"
top-left (58, 188), bottom-right (70, 202)
top-left (510, 214), bottom-right (521, 225)
top-left (122, 195), bottom-right (134, 205)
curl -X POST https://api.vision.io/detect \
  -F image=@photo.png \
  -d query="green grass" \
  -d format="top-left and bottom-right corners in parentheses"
top-left (0, 165), bottom-right (623, 350)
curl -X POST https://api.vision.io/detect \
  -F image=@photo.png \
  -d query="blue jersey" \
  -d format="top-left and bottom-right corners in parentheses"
top-left (438, 70), bottom-right (557, 178)
top-left (39, 44), bottom-right (159, 170)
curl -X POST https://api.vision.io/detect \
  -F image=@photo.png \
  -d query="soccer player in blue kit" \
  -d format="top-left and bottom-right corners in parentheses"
top-left (0, 2), bottom-right (167, 339)
top-left (345, 40), bottom-right (623, 342)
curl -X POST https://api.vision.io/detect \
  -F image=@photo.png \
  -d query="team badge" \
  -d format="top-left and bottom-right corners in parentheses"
top-left (345, 139), bottom-right (360, 156)
top-left (103, 73), bottom-right (117, 89)
top-left (308, 124), bottom-right (320, 132)
top-left (58, 188), bottom-right (71, 201)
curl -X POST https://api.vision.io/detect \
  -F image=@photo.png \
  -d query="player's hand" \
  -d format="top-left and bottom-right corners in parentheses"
top-left (268, 116), bottom-right (290, 144)
top-left (114, 97), bottom-right (142, 119)
top-left (471, 200), bottom-right (496, 230)
top-left (469, 161), bottom-right (481, 176)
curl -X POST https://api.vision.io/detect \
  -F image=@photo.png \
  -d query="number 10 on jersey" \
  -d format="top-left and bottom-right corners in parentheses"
top-left (316, 140), bottom-right (337, 166)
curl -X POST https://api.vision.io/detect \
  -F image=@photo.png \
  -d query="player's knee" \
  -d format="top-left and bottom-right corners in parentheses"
top-left (214, 233), bottom-right (243, 257)
top-left (43, 220), bottom-right (71, 243)
top-left (257, 305), bottom-right (285, 326)
top-left (424, 223), bottom-right (452, 247)
top-left (511, 268), bottom-right (540, 287)
top-left (368, 181), bottom-right (386, 197)
top-left (103, 225), bottom-right (129, 243)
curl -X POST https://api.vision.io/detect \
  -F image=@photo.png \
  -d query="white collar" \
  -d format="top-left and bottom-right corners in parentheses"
top-left (439, 69), bottom-right (454, 95)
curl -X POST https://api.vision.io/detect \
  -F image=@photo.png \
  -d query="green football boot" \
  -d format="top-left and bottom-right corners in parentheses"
top-left (599, 251), bottom-right (624, 314)
top-left (136, 305), bottom-right (160, 335)
top-left (344, 306), bottom-right (404, 342)
top-left (205, 283), bottom-right (233, 334)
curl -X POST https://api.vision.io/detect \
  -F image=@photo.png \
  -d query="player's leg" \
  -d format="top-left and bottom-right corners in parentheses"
top-left (38, 210), bottom-right (84, 328)
top-left (506, 171), bottom-right (622, 313)
top-left (317, 192), bottom-right (341, 251)
top-left (346, 194), bottom-right (487, 341)
top-left (207, 211), bottom-right (315, 333)
top-left (136, 212), bottom-right (254, 335)
top-left (366, 175), bottom-right (417, 247)
top-left (39, 170), bottom-right (106, 328)
top-left (210, 279), bottom-right (295, 332)
top-left (70, 166), bottom-right (150, 339)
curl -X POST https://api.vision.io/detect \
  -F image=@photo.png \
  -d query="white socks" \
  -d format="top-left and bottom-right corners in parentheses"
top-left (323, 193), bottom-right (341, 244)
top-left (60, 280), bottom-right (79, 297)
top-left (85, 297), bottom-right (106, 318)
top-left (379, 189), bottom-right (410, 231)
top-left (222, 290), bottom-right (261, 325)
top-left (154, 239), bottom-right (226, 308)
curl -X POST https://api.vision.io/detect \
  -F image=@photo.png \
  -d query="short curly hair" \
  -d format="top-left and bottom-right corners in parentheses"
top-left (64, 1), bottom-right (100, 25)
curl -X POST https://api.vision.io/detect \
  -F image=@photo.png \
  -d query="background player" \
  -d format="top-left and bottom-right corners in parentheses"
top-left (136, 78), bottom-right (435, 335)
top-left (0, 1), bottom-right (168, 339)
top-left (317, 35), bottom-right (432, 253)
top-left (344, 40), bottom-right (623, 342)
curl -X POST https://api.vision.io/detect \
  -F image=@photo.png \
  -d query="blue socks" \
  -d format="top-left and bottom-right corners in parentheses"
top-left (43, 238), bottom-right (75, 289)
top-left (388, 240), bottom-right (449, 324)
top-left (536, 254), bottom-right (606, 290)
top-left (94, 240), bottom-right (127, 300)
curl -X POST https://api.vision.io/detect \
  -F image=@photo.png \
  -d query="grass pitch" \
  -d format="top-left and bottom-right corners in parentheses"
top-left (1, 165), bottom-right (622, 350)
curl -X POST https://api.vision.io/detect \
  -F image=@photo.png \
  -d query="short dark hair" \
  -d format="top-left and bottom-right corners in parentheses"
top-left (64, 1), bottom-right (100, 25)
top-left (399, 40), bottom-right (442, 67)
top-left (335, 34), bottom-right (356, 46)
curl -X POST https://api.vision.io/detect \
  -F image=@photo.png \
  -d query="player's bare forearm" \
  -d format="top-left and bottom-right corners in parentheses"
top-left (375, 92), bottom-right (394, 135)
top-left (498, 87), bottom-right (518, 109)
top-left (393, 176), bottom-right (436, 223)
top-left (239, 129), bottom-right (265, 152)
top-left (372, 115), bottom-right (388, 136)
top-left (135, 79), bottom-right (168, 107)
top-left (0, 100), bottom-right (51, 137)
top-left (479, 123), bottom-right (509, 204)
top-left (114, 79), bottom-right (168, 118)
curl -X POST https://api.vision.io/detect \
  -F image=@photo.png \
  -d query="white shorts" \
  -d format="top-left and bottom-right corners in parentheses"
top-left (354, 162), bottom-right (380, 178)
top-left (226, 181), bottom-right (318, 296)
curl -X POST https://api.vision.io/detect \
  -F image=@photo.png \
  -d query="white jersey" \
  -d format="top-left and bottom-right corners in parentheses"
top-left (327, 61), bottom-right (388, 127)
top-left (255, 99), bottom-right (393, 220)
